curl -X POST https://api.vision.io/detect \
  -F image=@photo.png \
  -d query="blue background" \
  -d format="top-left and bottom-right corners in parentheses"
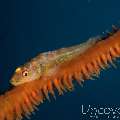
top-left (0, 0), bottom-right (120, 120)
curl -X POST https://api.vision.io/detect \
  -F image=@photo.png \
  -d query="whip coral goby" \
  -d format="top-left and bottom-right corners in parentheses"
top-left (0, 26), bottom-right (120, 120)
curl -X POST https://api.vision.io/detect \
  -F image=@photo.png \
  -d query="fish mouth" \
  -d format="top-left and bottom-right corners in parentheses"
top-left (10, 80), bottom-right (19, 86)
top-left (10, 79), bottom-right (32, 86)
top-left (10, 79), bottom-right (25, 86)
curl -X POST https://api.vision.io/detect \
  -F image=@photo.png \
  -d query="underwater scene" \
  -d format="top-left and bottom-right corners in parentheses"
top-left (0, 0), bottom-right (120, 120)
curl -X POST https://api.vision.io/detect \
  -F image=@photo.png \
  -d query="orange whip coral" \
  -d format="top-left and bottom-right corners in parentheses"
top-left (0, 26), bottom-right (120, 120)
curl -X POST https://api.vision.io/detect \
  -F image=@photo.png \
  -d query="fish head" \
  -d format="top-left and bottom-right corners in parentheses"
top-left (10, 62), bottom-right (41, 86)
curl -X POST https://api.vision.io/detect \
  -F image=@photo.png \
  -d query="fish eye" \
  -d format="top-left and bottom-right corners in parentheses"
top-left (22, 70), bottom-right (29, 77)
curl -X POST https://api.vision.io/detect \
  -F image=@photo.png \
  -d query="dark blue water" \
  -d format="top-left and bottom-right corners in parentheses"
top-left (0, 0), bottom-right (120, 120)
